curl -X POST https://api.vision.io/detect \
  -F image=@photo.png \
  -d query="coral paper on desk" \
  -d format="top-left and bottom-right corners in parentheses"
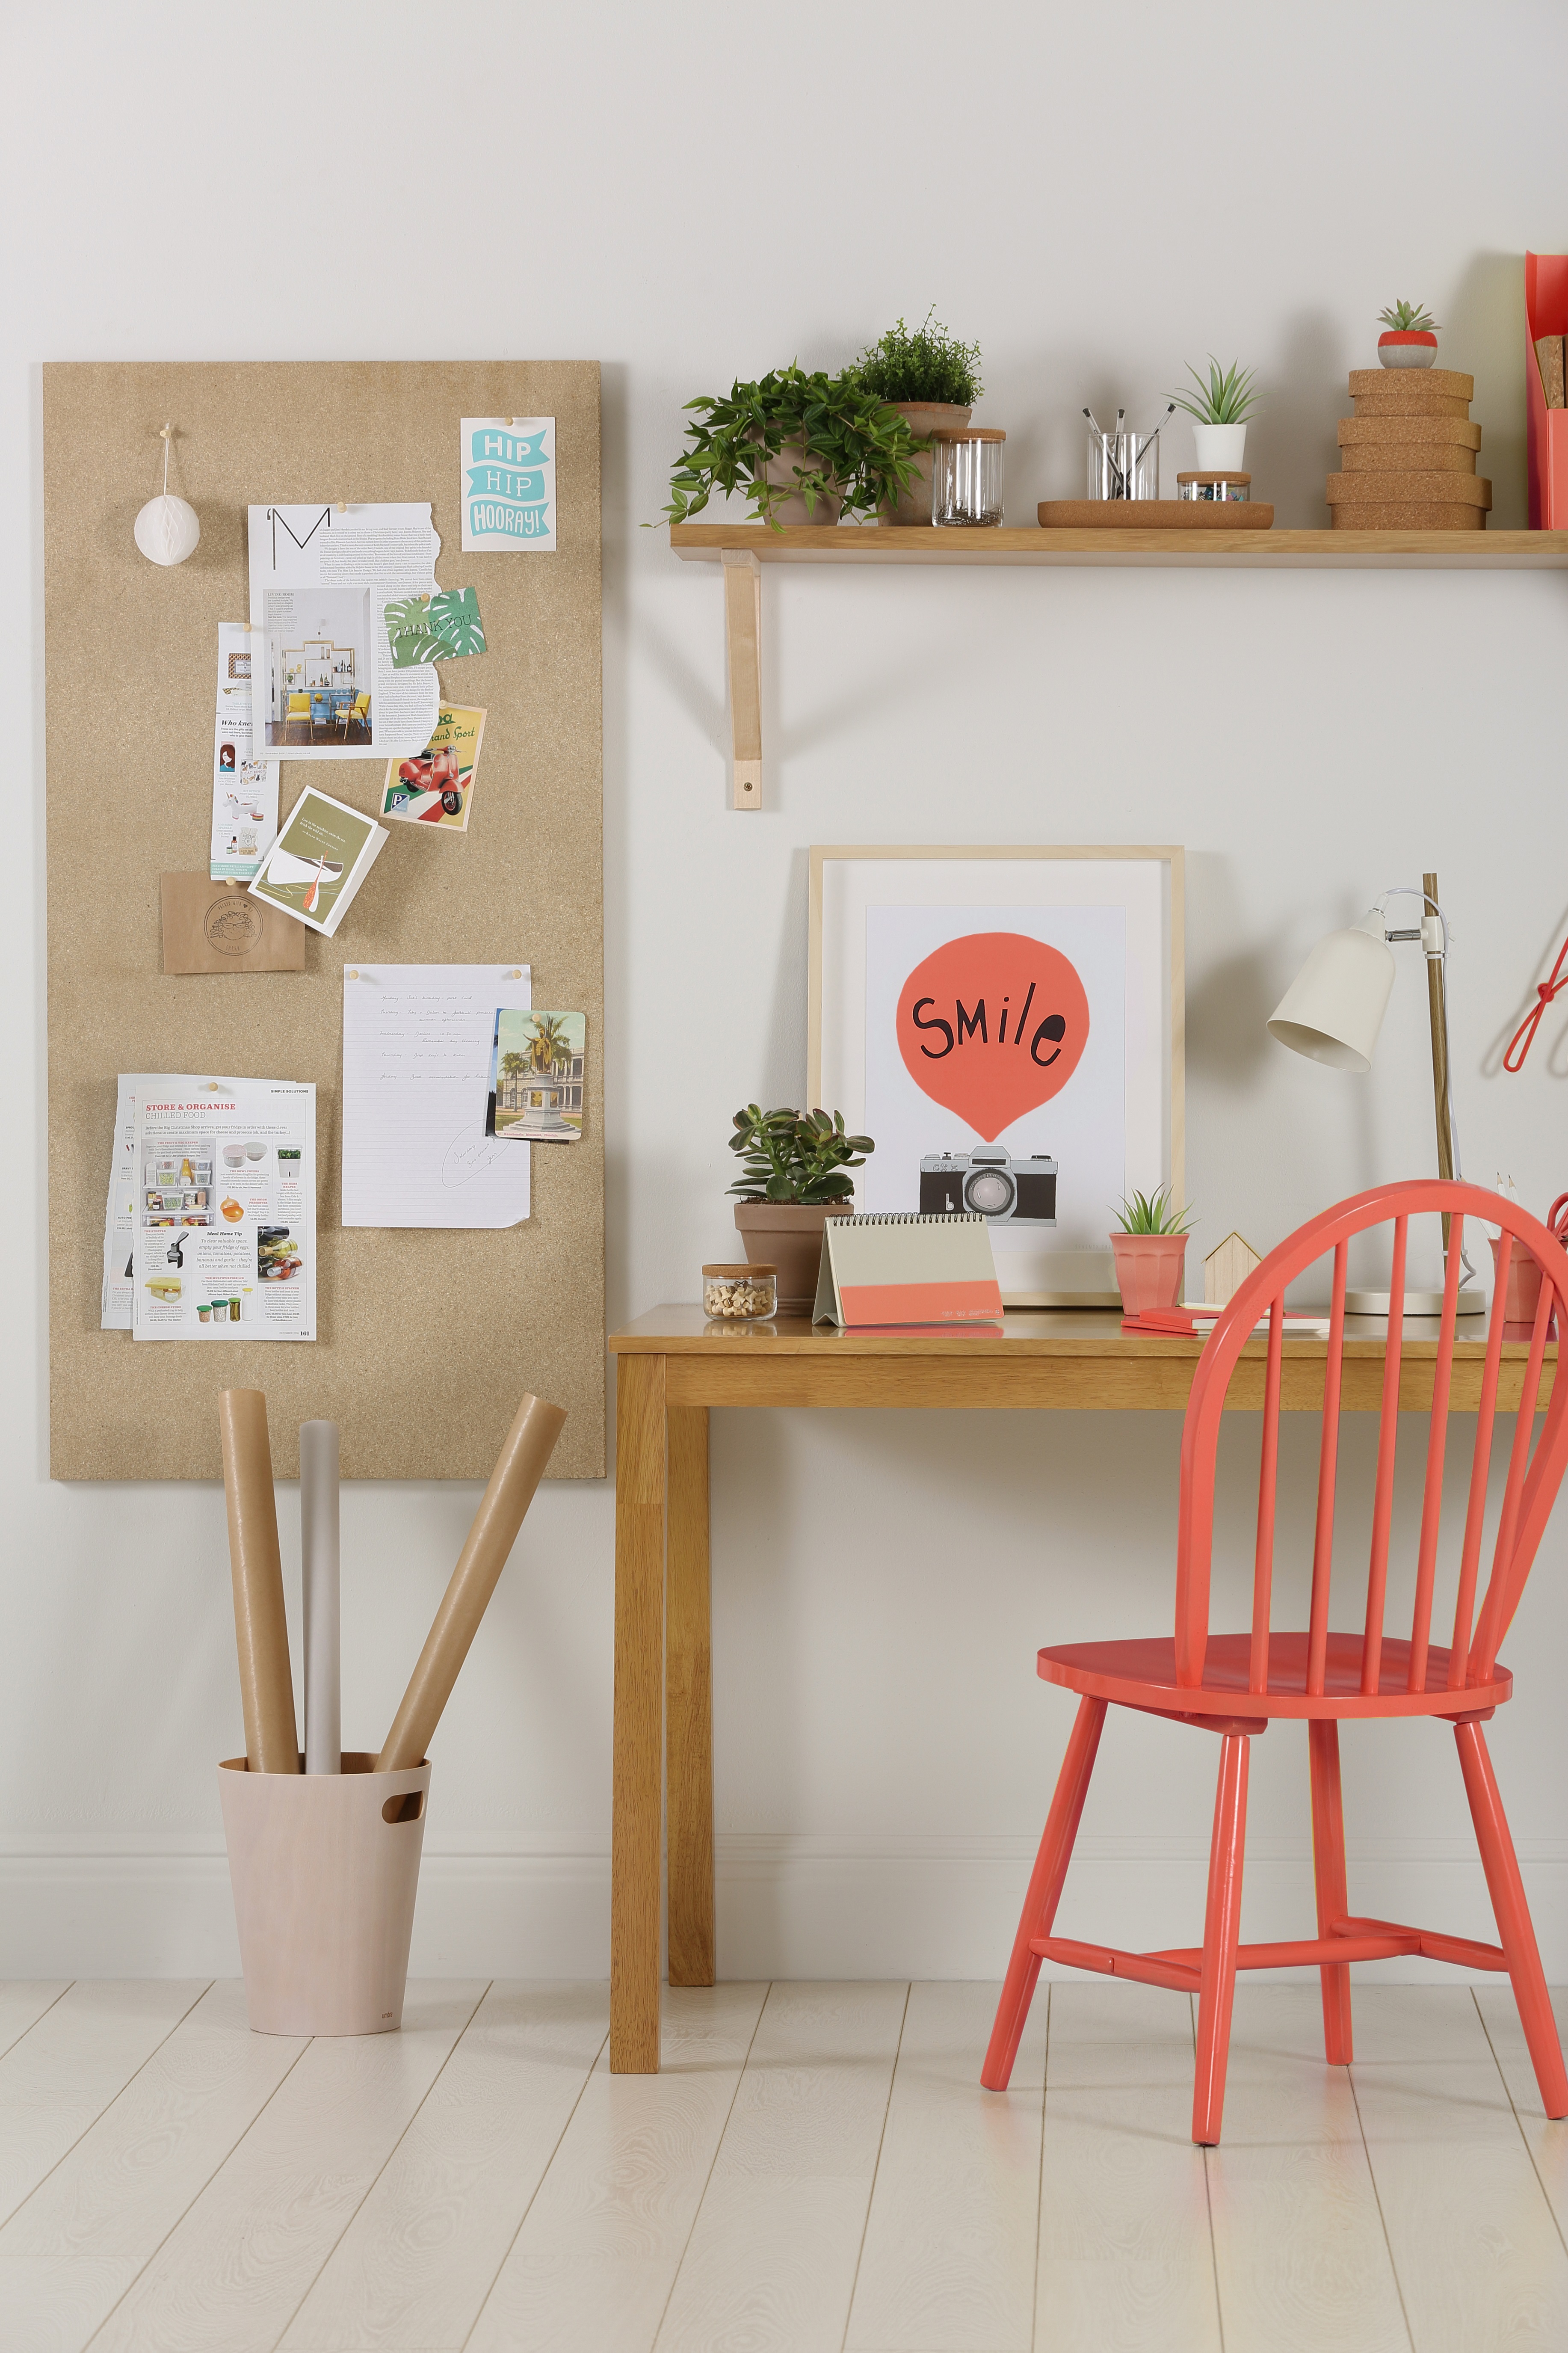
top-left (131, 1078), bottom-right (316, 1341)
top-left (814, 1213), bottom-right (1003, 1329)
top-left (342, 965), bottom-right (533, 1228)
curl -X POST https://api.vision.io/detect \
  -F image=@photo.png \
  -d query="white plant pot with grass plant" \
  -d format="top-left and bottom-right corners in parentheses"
top-left (1172, 356), bottom-right (1259, 480)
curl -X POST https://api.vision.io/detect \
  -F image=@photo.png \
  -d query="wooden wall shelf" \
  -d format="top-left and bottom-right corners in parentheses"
top-left (672, 525), bottom-right (1568, 806)
top-left (672, 523), bottom-right (1568, 569)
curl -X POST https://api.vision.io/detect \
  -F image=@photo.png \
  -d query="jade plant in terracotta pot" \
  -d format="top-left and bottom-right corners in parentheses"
top-left (728, 1105), bottom-right (875, 1308)
top-left (1110, 1186), bottom-right (1195, 1314)
top-left (855, 308), bottom-right (984, 525)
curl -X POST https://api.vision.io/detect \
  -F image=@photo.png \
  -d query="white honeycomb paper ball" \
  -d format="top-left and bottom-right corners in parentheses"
top-left (134, 492), bottom-right (201, 565)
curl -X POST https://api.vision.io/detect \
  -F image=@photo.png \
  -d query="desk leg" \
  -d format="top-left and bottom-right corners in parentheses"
top-left (666, 1405), bottom-right (714, 1986)
top-left (611, 1352), bottom-right (667, 2073)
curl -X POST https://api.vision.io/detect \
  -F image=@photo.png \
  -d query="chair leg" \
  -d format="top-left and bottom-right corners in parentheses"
top-left (1308, 1719), bottom-right (1354, 2065)
top-left (1192, 1730), bottom-right (1250, 2146)
top-left (982, 1695), bottom-right (1106, 2091)
top-left (1454, 1720), bottom-right (1568, 2118)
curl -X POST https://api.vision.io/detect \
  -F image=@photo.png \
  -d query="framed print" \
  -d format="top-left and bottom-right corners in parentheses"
top-left (810, 846), bottom-right (1184, 1305)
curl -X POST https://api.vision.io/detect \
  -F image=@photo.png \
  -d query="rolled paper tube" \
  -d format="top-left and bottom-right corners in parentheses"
top-left (300, 1419), bottom-right (341, 1774)
top-left (218, 1390), bottom-right (300, 1774)
top-left (376, 1393), bottom-right (566, 1770)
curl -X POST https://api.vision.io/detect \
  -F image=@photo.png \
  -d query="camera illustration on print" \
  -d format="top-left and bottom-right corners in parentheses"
top-left (918, 1147), bottom-right (1057, 1225)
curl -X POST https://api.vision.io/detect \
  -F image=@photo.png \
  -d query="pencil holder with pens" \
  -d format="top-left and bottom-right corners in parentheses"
top-left (1083, 403), bottom-right (1172, 500)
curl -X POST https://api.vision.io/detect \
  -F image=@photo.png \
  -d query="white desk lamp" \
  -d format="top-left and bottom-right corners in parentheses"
top-left (1268, 868), bottom-right (1482, 1314)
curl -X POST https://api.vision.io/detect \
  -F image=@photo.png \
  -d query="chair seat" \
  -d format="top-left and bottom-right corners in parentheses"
top-left (1039, 1629), bottom-right (1512, 1720)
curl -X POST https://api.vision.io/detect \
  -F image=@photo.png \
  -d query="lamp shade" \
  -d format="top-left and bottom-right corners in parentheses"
top-left (1267, 914), bottom-right (1395, 1073)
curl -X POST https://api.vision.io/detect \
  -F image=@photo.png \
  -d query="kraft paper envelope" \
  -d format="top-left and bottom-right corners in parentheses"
top-left (160, 874), bottom-right (308, 975)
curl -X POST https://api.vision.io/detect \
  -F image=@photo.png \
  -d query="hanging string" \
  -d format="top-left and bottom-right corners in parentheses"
top-left (1503, 931), bottom-right (1568, 1071)
top-left (160, 423), bottom-right (172, 494)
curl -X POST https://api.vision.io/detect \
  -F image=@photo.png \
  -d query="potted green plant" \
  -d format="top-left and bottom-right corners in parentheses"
top-left (853, 308), bottom-right (985, 525)
top-left (662, 366), bottom-right (923, 531)
top-left (728, 1105), bottom-right (875, 1307)
top-left (1170, 355), bottom-right (1259, 474)
top-left (1376, 298), bottom-right (1440, 369)
top-left (1110, 1187), bottom-right (1195, 1314)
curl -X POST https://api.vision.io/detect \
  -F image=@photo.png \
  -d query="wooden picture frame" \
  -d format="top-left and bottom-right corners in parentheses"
top-left (809, 845), bottom-right (1184, 1306)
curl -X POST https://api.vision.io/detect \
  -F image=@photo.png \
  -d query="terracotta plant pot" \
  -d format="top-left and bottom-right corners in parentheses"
top-left (734, 1200), bottom-right (852, 1310)
top-left (1489, 1235), bottom-right (1544, 1329)
top-left (1378, 331), bottom-right (1438, 369)
top-left (878, 401), bottom-right (973, 526)
top-left (1110, 1231), bottom-right (1189, 1314)
top-left (757, 438), bottom-right (842, 526)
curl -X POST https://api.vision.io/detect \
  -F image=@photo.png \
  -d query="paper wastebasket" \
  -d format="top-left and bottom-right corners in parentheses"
top-left (218, 1751), bottom-right (430, 2035)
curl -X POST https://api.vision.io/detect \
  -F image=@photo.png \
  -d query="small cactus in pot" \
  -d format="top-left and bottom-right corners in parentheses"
top-left (1376, 299), bottom-right (1440, 369)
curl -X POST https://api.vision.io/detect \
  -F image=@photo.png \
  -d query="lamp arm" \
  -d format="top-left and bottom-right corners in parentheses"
top-left (1377, 878), bottom-right (1474, 1284)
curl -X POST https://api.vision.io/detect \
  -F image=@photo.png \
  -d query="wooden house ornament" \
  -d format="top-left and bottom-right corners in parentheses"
top-left (1204, 1231), bottom-right (1263, 1306)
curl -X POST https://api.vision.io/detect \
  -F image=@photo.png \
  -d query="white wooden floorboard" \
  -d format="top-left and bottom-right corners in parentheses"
top-left (1351, 1984), bottom-right (1568, 2353)
top-left (652, 1980), bottom-right (908, 2353)
top-left (1035, 1982), bottom-right (1221, 2353)
top-left (1205, 1983), bottom-right (1409, 2353)
top-left (279, 1980), bottom-right (608, 2352)
top-left (0, 2255), bottom-right (144, 2353)
top-left (0, 1983), bottom-right (70, 2063)
top-left (0, 1981), bottom-right (209, 2232)
top-left (466, 1981), bottom-right (768, 2353)
top-left (1471, 1986), bottom-right (1568, 2246)
top-left (0, 1984), bottom-right (303, 2353)
top-left (85, 1980), bottom-right (487, 2353)
top-left (845, 1978), bottom-right (1046, 2353)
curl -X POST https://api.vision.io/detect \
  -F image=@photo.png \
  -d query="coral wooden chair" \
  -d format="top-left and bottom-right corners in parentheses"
top-left (982, 1179), bottom-right (1568, 2145)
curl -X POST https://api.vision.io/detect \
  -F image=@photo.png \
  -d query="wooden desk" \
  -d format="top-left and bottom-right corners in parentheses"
top-left (605, 1304), bottom-right (1550, 2072)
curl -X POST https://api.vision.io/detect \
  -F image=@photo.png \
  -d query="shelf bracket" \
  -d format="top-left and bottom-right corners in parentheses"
top-left (721, 549), bottom-right (762, 809)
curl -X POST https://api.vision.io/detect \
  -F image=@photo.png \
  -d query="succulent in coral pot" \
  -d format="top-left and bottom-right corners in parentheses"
top-left (727, 1104), bottom-right (876, 1308)
top-left (1109, 1185), bottom-right (1195, 1314)
top-left (1376, 299), bottom-right (1440, 370)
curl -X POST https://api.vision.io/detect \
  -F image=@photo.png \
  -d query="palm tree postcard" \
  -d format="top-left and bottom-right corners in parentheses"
top-left (488, 1009), bottom-right (586, 1142)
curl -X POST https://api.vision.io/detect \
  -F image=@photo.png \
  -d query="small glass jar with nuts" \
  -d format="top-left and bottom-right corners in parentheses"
top-left (702, 1262), bottom-right (777, 1322)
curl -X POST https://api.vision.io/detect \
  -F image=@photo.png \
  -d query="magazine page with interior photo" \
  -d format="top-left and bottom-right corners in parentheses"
top-left (130, 1078), bottom-right (315, 1341)
top-left (210, 623), bottom-right (279, 879)
top-left (487, 1010), bottom-right (586, 1142)
top-left (246, 502), bottom-right (441, 762)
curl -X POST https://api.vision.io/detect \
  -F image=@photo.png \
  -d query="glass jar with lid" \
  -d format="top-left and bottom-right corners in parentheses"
top-left (930, 428), bottom-right (1005, 527)
top-left (702, 1263), bottom-right (777, 1322)
top-left (1176, 470), bottom-right (1251, 503)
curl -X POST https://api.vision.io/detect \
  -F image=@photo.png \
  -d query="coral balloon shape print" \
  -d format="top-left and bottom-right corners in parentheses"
top-left (896, 932), bottom-right (1090, 1141)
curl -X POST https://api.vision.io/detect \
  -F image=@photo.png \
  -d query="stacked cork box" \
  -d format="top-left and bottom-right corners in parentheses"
top-left (1326, 367), bottom-right (1491, 530)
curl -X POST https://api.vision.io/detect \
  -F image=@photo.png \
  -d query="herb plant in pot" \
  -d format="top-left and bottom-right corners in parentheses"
top-left (1171, 356), bottom-right (1258, 474)
top-left (662, 367), bottom-right (922, 531)
top-left (1110, 1187), bottom-right (1195, 1314)
top-left (728, 1105), bottom-right (875, 1309)
top-left (1376, 298), bottom-right (1440, 369)
top-left (854, 309), bottom-right (985, 525)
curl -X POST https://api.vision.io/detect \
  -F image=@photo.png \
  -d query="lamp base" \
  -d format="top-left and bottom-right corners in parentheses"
top-left (1345, 1286), bottom-right (1485, 1317)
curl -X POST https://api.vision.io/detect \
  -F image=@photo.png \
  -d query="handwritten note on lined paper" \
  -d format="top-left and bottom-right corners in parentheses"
top-left (341, 964), bottom-right (532, 1227)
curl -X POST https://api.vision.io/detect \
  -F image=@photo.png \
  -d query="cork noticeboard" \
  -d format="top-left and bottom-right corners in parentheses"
top-left (44, 362), bottom-right (604, 1482)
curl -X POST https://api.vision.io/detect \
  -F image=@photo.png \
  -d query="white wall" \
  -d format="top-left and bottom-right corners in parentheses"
top-left (5, 0), bottom-right (1568, 1981)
